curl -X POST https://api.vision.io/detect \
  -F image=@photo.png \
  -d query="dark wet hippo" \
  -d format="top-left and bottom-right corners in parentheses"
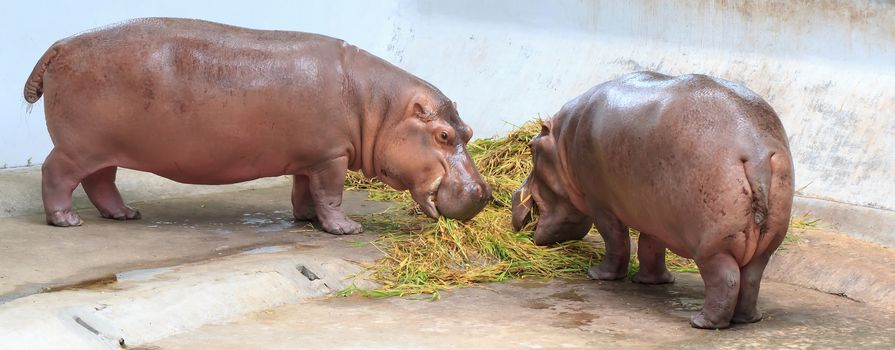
top-left (512, 72), bottom-right (794, 329)
top-left (24, 18), bottom-right (490, 234)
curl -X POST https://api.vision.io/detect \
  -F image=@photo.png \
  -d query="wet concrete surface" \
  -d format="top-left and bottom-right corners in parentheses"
top-left (0, 185), bottom-right (389, 302)
top-left (2, 183), bottom-right (895, 349)
top-left (148, 274), bottom-right (895, 349)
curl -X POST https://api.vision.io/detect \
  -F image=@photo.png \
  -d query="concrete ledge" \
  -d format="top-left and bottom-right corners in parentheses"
top-left (0, 245), bottom-right (379, 350)
top-left (0, 166), bottom-right (291, 219)
top-left (793, 195), bottom-right (895, 247)
top-left (765, 228), bottom-right (895, 312)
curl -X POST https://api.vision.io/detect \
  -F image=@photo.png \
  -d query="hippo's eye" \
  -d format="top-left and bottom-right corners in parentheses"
top-left (439, 130), bottom-right (449, 142)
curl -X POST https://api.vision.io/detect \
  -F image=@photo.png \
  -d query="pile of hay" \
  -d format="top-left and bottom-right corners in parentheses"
top-left (342, 120), bottom-right (814, 298)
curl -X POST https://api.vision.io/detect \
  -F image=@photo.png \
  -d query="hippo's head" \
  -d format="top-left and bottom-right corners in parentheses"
top-left (511, 120), bottom-right (591, 245)
top-left (375, 95), bottom-right (491, 221)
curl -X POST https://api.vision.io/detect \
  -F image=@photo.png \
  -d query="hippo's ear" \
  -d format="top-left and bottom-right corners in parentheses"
top-left (539, 120), bottom-right (552, 136)
top-left (411, 101), bottom-right (436, 122)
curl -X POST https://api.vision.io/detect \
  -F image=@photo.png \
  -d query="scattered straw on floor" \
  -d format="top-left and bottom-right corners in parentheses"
top-left (341, 120), bottom-right (816, 298)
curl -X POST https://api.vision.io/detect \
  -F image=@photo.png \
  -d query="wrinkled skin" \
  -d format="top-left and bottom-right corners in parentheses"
top-left (24, 18), bottom-right (490, 234)
top-left (512, 72), bottom-right (794, 329)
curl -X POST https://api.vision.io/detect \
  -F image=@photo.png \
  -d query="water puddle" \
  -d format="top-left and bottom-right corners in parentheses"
top-left (551, 311), bottom-right (599, 329)
top-left (242, 246), bottom-right (289, 255)
top-left (550, 289), bottom-right (587, 302)
top-left (141, 211), bottom-right (299, 233)
top-left (116, 267), bottom-right (173, 282)
top-left (241, 212), bottom-right (298, 233)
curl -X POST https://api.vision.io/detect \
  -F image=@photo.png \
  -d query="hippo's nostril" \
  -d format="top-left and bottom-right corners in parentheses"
top-left (470, 184), bottom-right (491, 203)
top-left (481, 185), bottom-right (493, 201)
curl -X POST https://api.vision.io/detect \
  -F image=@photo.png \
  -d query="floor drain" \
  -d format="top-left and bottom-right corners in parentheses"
top-left (297, 265), bottom-right (319, 281)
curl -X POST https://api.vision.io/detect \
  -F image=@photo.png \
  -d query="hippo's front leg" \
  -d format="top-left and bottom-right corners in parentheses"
top-left (587, 210), bottom-right (631, 280)
top-left (304, 156), bottom-right (363, 235)
top-left (632, 233), bottom-right (675, 284)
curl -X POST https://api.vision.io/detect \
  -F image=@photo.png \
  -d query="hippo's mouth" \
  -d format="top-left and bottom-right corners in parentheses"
top-left (415, 176), bottom-right (442, 219)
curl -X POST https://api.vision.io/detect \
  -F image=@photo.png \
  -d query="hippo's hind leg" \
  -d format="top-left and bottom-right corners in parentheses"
top-left (733, 224), bottom-right (788, 323)
top-left (731, 250), bottom-right (773, 324)
top-left (42, 149), bottom-right (89, 226)
top-left (291, 175), bottom-right (317, 221)
top-left (732, 221), bottom-right (788, 324)
top-left (691, 253), bottom-right (740, 329)
top-left (632, 233), bottom-right (675, 284)
top-left (587, 210), bottom-right (630, 280)
top-left (305, 156), bottom-right (362, 235)
top-left (82, 166), bottom-right (141, 221)
top-left (733, 152), bottom-right (793, 324)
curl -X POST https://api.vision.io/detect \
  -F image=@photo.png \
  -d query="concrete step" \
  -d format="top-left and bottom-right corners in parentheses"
top-left (0, 242), bottom-right (380, 350)
top-left (145, 276), bottom-right (895, 349)
top-left (765, 228), bottom-right (895, 311)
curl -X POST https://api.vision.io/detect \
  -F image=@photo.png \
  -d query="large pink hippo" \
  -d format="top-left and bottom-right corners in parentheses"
top-left (512, 72), bottom-right (794, 329)
top-left (24, 18), bottom-right (490, 234)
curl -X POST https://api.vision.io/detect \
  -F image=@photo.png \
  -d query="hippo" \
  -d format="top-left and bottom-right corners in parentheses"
top-left (511, 72), bottom-right (794, 329)
top-left (23, 18), bottom-right (491, 234)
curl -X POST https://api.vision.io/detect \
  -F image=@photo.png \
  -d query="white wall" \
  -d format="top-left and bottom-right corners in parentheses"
top-left (3, 1), bottom-right (894, 241)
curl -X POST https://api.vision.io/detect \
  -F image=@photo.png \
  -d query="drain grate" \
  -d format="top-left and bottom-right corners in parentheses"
top-left (296, 265), bottom-right (320, 281)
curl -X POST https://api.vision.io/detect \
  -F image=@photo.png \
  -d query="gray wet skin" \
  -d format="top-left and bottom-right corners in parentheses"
top-left (24, 18), bottom-right (490, 234)
top-left (512, 71), bottom-right (794, 329)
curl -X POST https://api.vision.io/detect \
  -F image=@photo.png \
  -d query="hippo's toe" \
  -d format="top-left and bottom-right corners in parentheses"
top-left (101, 206), bottom-right (142, 221)
top-left (731, 309), bottom-right (763, 324)
top-left (587, 260), bottom-right (628, 281)
top-left (47, 210), bottom-right (84, 227)
top-left (320, 217), bottom-right (364, 235)
top-left (689, 311), bottom-right (731, 329)
top-left (632, 269), bottom-right (676, 284)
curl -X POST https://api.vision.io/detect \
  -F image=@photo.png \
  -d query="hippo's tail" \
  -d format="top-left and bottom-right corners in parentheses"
top-left (744, 151), bottom-right (795, 259)
top-left (744, 155), bottom-right (772, 231)
top-left (24, 44), bottom-right (60, 104)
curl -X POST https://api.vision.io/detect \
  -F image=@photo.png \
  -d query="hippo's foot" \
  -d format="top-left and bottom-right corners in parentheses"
top-left (633, 269), bottom-right (675, 284)
top-left (690, 311), bottom-right (731, 329)
top-left (293, 207), bottom-right (317, 222)
top-left (46, 210), bottom-right (84, 227)
top-left (99, 205), bottom-right (141, 221)
top-left (318, 213), bottom-right (363, 235)
top-left (731, 309), bottom-right (763, 324)
top-left (587, 261), bottom-right (627, 281)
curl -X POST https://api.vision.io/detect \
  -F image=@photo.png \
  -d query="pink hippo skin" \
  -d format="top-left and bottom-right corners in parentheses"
top-left (24, 18), bottom-right (490, 234)
top-left (512, 72), bottom-right (794, 329)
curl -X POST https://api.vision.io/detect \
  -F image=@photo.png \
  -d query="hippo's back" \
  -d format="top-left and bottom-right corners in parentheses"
top-left (45, 18), bottom-right (347, 92)
top-left (570, 72), bottom-right (787, 151)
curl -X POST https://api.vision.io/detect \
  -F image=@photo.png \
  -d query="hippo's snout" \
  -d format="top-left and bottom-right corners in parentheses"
top-left (434, 176), bottom-right (491, 221)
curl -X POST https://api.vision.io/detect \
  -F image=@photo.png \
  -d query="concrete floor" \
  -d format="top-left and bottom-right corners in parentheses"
top-left (1, 183), bottom-right (893, 349)
top-left (0, 186), bottom-right (388, 302)
top-left (148, 274), bottom-right (895, 350)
